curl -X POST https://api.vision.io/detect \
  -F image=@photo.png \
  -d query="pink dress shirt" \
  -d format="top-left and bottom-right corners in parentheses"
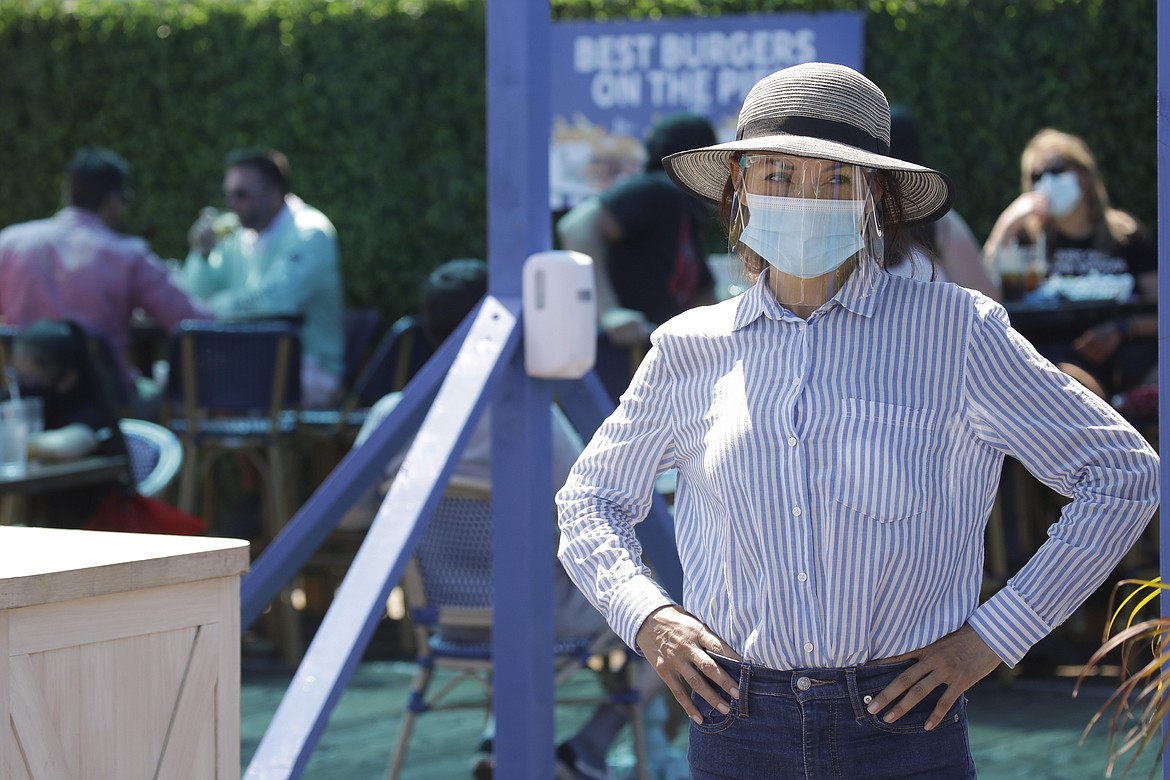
top-left (0, 207), bottom-right (212, 391)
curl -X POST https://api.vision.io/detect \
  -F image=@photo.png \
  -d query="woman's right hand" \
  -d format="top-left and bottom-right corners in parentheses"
top-left (635, 604), bottom-right (742, 723)
top-left (985, 191), bottom-right (1049, 257)
top-left (1002, 191), bottom-right (1049, 232)
top-left (188, 207), bottom-right (220, 257)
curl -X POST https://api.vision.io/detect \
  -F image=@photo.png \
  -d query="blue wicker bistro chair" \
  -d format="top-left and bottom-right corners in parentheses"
top-left (0, 322), bottom-right (19, 378)
top-left (385, 478), bottom-right (648, 780)
top-left (162, 320), bottom-right (303, 665)
top-left (0, 323), bottom-right (129, 414)
top-left (161, 320), bottom-right (302, 535)
top-left (353, 315), bottom-right (434, 404)
top-left (119, 418), bottom-right (182, 498)
top-left (341, 307), bottom-right (385, 394)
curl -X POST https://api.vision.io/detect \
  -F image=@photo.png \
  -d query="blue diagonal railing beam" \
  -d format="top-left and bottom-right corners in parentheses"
top-left (243, 296), bottom-right (520, 779)
top-left (240, 309), bottom-right (477, 628)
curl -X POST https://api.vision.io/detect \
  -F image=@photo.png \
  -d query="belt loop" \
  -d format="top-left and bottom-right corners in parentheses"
top-left (845, 667), bottom-right (866, 720)
top-left (736, 660), bottom-right (752, 718)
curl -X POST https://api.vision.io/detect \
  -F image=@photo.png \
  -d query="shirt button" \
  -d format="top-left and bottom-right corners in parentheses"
top-left (797, 572), bottom-right (808, 583)
top-left (796, 676), bottom-right (811, 691)
top-left (792, 507), bottom-right (802, 517)
top-left (787, 436), bottom-right (798, 446)
top-left (804, 642), bottom-right (814, 653)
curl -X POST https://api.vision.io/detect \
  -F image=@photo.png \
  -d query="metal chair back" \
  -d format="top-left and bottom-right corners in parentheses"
top-left (161, 320), bottom-right (305, 665)
top-left (165, 320), bottom-right (302, 426)
top-left (342, 308), bottom-right (384, 393)
top-left (349, 315), bottom-right (433, 407)
top-left (0, 324), bottom-right (126, 411)
top-left (0, 323), bottom-right (19, 379)
top-left (119, 418), bottom-right (183, 497)
top-left (403, 481), bottom-right (495, 627)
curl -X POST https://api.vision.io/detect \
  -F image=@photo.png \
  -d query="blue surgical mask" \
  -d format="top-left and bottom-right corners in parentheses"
top-left (1034, 171), bottom-right (1081, 219)
top-left (739, 192), bottom-right (866, 278)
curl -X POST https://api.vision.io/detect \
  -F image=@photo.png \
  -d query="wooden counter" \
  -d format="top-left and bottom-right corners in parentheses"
top-left (0, 527), bottom-right (249, 779)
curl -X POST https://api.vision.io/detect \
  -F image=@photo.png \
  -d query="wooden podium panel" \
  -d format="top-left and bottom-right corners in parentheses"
top-left (0, 527), bottom-right (249, 780)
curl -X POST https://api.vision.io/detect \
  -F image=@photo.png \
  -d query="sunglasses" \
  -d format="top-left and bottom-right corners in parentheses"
top-left (224, 188), bottom-right (255, 200)
top-left (1030, 161), bottom-right (1073, 184)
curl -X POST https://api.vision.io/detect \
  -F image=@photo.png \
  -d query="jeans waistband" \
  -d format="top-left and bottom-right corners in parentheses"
top-left (711, 654), bottom-right (915, 682)
top-left (710, 654), bottom-right (917, 719)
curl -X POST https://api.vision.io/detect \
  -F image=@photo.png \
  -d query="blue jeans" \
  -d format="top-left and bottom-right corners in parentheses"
top-left (688, 656), bottom-right (976, 779)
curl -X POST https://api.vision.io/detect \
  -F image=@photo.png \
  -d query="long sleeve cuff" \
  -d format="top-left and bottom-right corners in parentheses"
top-left (609, 574), bottom-right (675, 653)
top-left (969, 586), bottom-right (1053, 668)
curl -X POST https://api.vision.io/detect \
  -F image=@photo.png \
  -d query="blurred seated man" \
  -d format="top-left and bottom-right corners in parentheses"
top-left (0, 148), bottom-right (212, 414)
top-left (345, 258), bottom-right (662, 780)
top-left (182, 148), bottom-right (344, 408)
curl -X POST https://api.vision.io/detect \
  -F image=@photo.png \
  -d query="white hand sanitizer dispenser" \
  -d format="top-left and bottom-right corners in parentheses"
top-left (522, 250), bottom-right (596, 379)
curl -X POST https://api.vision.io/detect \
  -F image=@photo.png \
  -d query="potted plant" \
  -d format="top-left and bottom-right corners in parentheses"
top-left (1076, 578), bottom-right (1170, 778)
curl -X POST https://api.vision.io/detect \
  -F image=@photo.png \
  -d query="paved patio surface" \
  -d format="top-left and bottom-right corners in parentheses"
top-left (241, 653), bottom-right (1154, 779)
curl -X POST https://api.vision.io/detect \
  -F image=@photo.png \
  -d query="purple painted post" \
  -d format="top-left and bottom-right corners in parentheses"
top-left (486, 0), bottom-right (556, 776)
top-left (1159, 4), bottom-right (1169, 778)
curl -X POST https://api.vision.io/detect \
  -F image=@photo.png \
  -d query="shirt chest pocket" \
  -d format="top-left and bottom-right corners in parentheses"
top-left (833, 398), bottom-right (939, 524)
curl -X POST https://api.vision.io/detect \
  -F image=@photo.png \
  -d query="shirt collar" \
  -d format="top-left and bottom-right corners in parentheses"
top-left (59, 206), bottom-right (106, 229)
top-left (258, 200), bottom-right (292, 242)
top-left (731, 265), bottom-right (887, 331)
top-left (250, 199), bottom-right (292, 255)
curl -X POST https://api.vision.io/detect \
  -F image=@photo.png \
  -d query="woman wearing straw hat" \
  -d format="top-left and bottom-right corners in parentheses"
top-left (555, 62), bottom-right (1159, 777)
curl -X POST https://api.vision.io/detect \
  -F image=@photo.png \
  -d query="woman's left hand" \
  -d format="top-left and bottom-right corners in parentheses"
top-left (863, 624), bottom-right (1002, 731)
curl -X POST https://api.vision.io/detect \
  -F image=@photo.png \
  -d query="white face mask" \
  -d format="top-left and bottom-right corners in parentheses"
top-left (1034, 170), bottom-right (1081, 219)
top-left (739, 192), bottom-right (866, 279)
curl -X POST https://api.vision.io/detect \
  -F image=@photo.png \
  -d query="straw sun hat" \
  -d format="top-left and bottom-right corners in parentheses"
top-left (662, 62), bottom-right (954, 225)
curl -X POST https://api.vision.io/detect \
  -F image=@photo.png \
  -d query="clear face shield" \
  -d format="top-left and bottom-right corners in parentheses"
top-left (731, 153), bottom-right (884, 309)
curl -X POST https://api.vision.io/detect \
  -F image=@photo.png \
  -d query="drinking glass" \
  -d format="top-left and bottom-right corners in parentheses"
top-left (995, 245), bottom-right (1028, 302)
top-left (0, 400), bottom-right (29, 478)
top-left (16, 397), bottom-right (43, 465)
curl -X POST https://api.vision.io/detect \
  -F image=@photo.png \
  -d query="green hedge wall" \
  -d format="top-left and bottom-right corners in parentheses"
top-left (0, 0), bottom-right (1155, 322)
top-left (0, 0), bottom-right (489, 320)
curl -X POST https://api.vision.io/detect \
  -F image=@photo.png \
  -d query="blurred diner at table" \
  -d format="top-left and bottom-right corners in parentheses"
top-left (983, 128), bottom-right (1157, 399)
top-left (4, 319), bottom-right (128, 528)
top-left (556, 113), bottom-right (719, 349)
top-left (0, 148), bottom-right (212, 417)
top-left (181, 147), bottom-right (344, 409)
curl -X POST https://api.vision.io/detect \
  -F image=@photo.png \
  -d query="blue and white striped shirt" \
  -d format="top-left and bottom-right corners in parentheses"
top-left (556, 270), bottom-right (1159, 670)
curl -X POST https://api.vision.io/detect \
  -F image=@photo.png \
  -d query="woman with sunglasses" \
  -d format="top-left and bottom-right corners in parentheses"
top-left (984, 128), bottom-right (1157, 398)
top-left (556, 64), bottom-right (1158, 778)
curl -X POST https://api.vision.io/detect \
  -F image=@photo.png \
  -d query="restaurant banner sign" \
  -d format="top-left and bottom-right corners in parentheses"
top-left (549, 12), bottom-right (864, 209)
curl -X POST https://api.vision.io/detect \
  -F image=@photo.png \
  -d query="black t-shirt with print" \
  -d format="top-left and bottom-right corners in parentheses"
top-left (600, 170), bottom-right (715, 327)
top-left (1031, 225), bottom-right (1158, 397)
top-left (1047, 228), bottom-right (1156, 279)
